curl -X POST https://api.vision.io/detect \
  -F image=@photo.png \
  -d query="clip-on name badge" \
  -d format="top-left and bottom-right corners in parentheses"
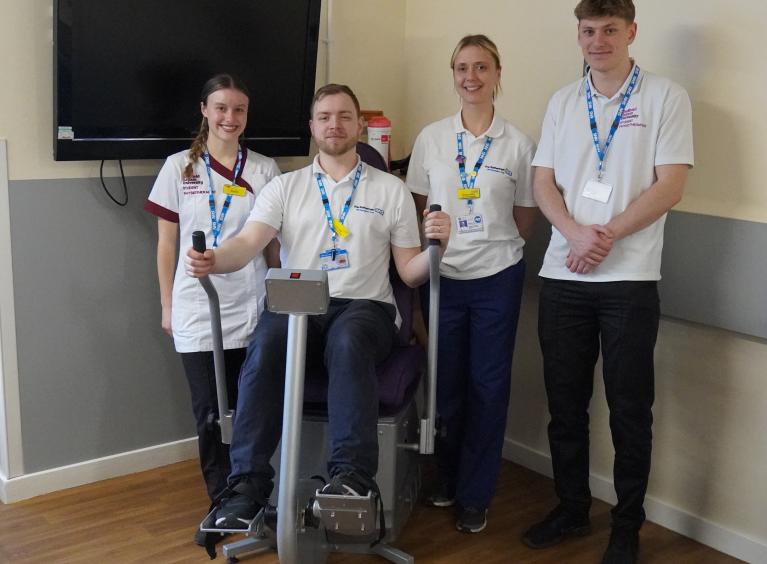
top-left (319, 248), bottom-right (349, 271)
top-left (456, 213), bottom-right (484, 234)
top-left (223, 184), bottom-right (247, 197)
top-left (582, 180), bottom-right (613, 204)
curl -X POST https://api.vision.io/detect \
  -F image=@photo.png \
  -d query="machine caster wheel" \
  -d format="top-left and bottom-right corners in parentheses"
top-left (226, 558), bottom-right (239, 564)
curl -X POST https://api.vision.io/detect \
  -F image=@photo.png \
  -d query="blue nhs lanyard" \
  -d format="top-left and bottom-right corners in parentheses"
top-left (584, 64), bottom-right (640, 180)
top-left (315, 162), bottom-right (363, 246)
top-left (456, 133), bottom-right (493, 189)
top-left (202, 147), bottom-right (242, 248)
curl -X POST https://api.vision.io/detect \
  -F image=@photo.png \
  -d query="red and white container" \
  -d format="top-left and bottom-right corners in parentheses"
top-left (367, 115), bottom-right (392, 167)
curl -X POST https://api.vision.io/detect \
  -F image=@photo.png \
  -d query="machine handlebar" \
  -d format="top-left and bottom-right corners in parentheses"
top-left (191, 231), bottom-right (233, 444)
top-left (192, 230), bottom-right (206, 253)
top-left (427, 204), bottom-right (442, 246)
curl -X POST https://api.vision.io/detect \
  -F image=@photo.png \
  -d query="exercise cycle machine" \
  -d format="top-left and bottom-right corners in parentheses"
top-left (192, 204), bottom-right (442, 563)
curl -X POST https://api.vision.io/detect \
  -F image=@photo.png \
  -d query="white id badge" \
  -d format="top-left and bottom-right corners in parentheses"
top-left (319, 248), bottom-right (350, 271)
top-left (582, 180), bottom-right (613, 203)
top-left (456, 213), bottom-right (484, 234)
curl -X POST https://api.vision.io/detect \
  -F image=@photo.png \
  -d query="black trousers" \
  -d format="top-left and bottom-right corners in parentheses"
top-left (538, 278), bottom-right (660, 532)
top-left (181, 348), bottom-right (245, 502)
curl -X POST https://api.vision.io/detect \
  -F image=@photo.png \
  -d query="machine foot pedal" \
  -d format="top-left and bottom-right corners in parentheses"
top-left (199, 506), bottom-right (265, 536)
top-left (313, 490), bottom-right (378, 537)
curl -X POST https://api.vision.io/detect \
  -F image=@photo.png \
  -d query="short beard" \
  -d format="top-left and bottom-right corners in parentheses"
top-left (315, 136), bottom-right (358, 157)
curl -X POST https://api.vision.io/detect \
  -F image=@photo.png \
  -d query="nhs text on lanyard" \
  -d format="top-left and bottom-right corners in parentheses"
top-left (455, 133), bottom-right (492, 234)
top-left (582, 65), bottom-right (640, 204)
top-left (203, 148), bottom-right (243, 247)
top-left (315, 162), bottom-right (362, 271)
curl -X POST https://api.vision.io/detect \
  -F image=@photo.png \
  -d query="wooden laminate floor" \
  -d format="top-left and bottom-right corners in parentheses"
top-left (0, 459), bottom-right (743, 564)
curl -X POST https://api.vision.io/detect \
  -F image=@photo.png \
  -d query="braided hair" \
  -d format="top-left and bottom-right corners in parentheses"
top-left (183, 74), bottom-right (251, 179)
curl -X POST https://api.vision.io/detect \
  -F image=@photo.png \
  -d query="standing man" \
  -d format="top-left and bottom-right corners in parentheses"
top-left (185, 84), bottom-right (450, 529)
top-left (522, 2), bottom-right (693, 563)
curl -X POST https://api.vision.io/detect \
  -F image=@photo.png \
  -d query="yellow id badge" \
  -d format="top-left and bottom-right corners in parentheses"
top-left (457, 188), bottom-right (481, 200)
top-left (332, 219), bottom-right (350, 238)
top-left (223, 184), bottom-right (247, 197)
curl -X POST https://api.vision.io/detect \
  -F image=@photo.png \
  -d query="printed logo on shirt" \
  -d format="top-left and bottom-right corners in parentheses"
top-left (353, 205), bottom-right (385, 216)
top-left (484, 165), bottom-right (514, 177)
top-left (619, 106), bottom-right (647, 129)
top-left (181, 174), bottom-right (207, 196)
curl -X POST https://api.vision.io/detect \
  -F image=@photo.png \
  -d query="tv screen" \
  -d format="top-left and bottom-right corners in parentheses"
top-left (54, 0), bottom-right (321, 161)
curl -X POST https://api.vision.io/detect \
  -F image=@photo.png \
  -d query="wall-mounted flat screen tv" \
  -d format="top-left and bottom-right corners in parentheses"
top-left (54, 0), bottom-right (321, 161)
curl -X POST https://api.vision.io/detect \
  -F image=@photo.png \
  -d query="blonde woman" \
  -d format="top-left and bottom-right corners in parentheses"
top-left (407, 35), bottom-right (536, 533)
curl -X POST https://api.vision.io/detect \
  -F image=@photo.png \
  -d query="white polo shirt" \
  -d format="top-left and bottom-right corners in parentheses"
top-left (407, 112), bottom-right (536, 280)
top-left (247, 156), bottom-right (422, 324)
top-left (533, 64), bottom-right (694, 281)
top-left (145, 148), bottom-right (280, 352)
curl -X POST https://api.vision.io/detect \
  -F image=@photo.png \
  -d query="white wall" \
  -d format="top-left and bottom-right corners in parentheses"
top-left (327, 0), bottom-right (408, 157)
top-left (631, 2), bottom-right (767, 222)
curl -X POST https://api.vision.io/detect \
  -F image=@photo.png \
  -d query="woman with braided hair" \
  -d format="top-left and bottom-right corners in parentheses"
top-left (144, 73), bottom-right (280, 545)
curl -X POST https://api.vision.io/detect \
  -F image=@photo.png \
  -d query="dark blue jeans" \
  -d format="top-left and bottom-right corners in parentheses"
top-left (538, 278), bottom-right (660, 532)
top-left (422, 262), bottom-right (526, 511)
top-left (228, 298), bottom-right (396, 492)
top-left (180, 348), bottom-right (245, 502)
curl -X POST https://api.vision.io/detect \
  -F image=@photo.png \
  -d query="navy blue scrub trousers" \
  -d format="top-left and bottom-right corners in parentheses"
top-left (424, 261), bottom-right (526, 512)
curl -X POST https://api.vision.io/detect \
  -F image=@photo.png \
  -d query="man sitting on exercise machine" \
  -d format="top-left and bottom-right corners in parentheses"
top-left (185, 83), bottom-right (450, 528)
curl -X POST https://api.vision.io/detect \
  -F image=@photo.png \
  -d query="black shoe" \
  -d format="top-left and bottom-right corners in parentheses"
top-left (214, 478), bottom-right (266, 529)
top-left (456, 507), bottom-right (487, 533)
top-left (320, 471), bottom-right (372, 496)
top-left (601, 529), bottom-right (639, 564)
top-left (521, 505), bottom-right (591, 549)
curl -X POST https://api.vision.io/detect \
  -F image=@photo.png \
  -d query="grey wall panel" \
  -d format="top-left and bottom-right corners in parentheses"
top-left (10, 177), bottom-right (194, 473)
top-left (524, 210), bottom-right (767, 340)
top-left (660, 211), bottom-right (767, 339)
